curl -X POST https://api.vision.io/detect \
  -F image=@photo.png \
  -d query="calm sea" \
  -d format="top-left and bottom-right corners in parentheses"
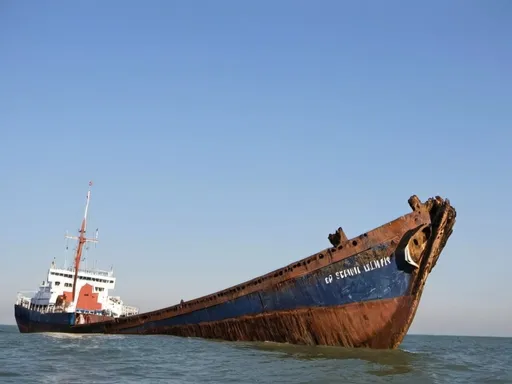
top-left (0, 325), bottom-right (510, 383)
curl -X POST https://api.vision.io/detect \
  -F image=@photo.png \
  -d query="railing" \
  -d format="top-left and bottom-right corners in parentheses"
top-left (16, 294), bottom-right (31, 308)
top-left (53, 267), bottom-right (113, 277)
top-left (76, 308), bottom-right (108, 316)
top-left (78, 268), bottom-right (112, 277)
top-left (122, 305), bottom-right (139, 316)
top-left (16, 301), bottom-right (65, 314)
top-left (16, 292), bottom-right (138, 318)
top-left (16, 292), bottom-right (36, 306)
top-left (16, 292), bottom-right (69, 314)
top-left (108, 296), bottom-right (123, 305)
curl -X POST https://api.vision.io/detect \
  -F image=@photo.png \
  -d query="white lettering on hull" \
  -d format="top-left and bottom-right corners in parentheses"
top-left (324, 256), bottom-right (392, 285)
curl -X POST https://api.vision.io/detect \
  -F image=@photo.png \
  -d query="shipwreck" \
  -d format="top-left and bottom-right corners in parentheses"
top-left (15, 185), bottom-right (456, 349)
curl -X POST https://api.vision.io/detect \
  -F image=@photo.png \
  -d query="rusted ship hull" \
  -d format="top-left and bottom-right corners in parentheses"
top-left (15, 195), bottom-right (456, 349)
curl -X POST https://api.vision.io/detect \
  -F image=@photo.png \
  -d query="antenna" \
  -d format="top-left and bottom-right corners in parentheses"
top-left (64, 230), bottom-right (70, 269)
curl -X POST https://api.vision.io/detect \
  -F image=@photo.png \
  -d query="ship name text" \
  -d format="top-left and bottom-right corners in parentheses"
top-left (324, 256), bottom-right (392, 284)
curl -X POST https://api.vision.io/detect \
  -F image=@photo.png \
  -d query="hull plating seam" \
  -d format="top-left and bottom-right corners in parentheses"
top-left (115, 296), bottom-right (415, 349)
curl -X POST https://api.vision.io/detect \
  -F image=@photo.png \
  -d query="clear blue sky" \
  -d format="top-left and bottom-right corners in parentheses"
top-left (1, 1), bottom-right (510, 336)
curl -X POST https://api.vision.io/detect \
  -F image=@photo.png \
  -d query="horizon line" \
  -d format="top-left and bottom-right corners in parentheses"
top-left (0, 324), bottom-right (509, 339)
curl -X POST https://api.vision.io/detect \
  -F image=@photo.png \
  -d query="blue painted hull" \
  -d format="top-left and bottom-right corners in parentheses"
top-left (14, 305), bottom-right (75, 333)
top-left (117, 242), bottom-right (411, 334)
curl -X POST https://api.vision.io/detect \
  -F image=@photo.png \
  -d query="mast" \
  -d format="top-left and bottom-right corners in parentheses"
top-left (65, 181), bottom-right (99, 306)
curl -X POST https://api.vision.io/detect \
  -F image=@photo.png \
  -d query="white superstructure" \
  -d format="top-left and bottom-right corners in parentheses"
top-left (16, 262), bottom-right (139, 317)
top-left (15, 181), bottom-right (139, 320)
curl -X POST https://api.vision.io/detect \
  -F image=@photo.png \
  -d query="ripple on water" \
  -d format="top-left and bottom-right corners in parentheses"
top-left (0, 327), bottom-right (510, 384)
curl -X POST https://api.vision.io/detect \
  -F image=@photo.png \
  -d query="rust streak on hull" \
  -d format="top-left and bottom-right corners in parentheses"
top-left (119, 296), bottom-right (415, 349)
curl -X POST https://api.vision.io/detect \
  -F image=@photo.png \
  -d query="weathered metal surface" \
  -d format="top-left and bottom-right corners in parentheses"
top-left (16, 195), bottom-right (456, 350)
top-left (127, 296), bottom-right (415, 349)
top-left (99, 239), bottom-right (409, 335)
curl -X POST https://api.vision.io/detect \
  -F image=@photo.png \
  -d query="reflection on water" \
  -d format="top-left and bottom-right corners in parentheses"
top-left (230, 340), bottom-right (417, 376)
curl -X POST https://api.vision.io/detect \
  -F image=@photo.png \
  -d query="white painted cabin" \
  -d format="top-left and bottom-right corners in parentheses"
top-left (16, 261), bottom-right (139, 318)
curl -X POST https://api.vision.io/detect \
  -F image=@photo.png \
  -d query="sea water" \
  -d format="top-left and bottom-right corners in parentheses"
top-left (0, 325), bottom-right (510, 383)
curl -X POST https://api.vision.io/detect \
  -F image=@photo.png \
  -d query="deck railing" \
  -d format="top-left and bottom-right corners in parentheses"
top-left (16, 292), bottom-right (36, 307)
top-left (122, 305), bottom-right (139, 316)
top-left (16, 292), bottom-right (139, 318)
top-left (52, 266), bottom-right (113, 277)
